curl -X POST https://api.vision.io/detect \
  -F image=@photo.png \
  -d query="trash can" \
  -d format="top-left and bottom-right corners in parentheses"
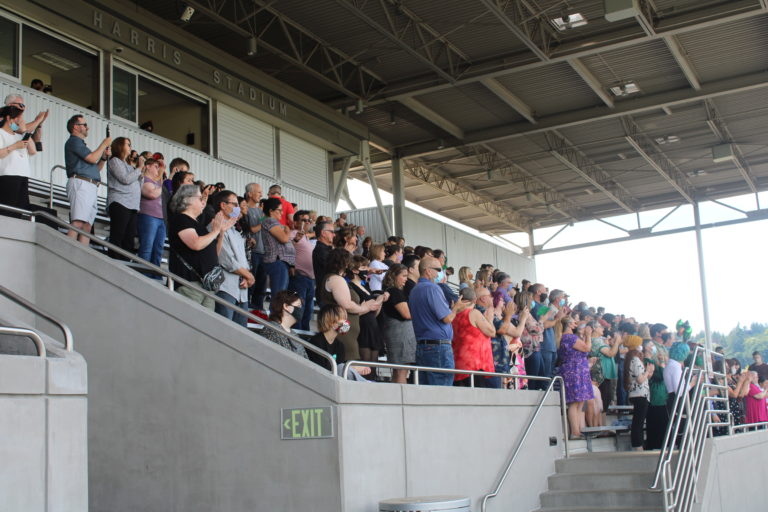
top-left (379, 495), bottom-right (471, 512)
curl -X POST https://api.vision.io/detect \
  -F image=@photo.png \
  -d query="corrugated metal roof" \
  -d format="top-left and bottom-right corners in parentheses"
top-left (495, 61), bottom-right (605, 116)
top-left (678, 14), bottom-right (768, 83)
top-left (414, 82), bottom-right (525, 130)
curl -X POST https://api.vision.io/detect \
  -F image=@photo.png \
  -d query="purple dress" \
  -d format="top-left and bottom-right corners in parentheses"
top-left (558, 333), bottom-right (594, 403)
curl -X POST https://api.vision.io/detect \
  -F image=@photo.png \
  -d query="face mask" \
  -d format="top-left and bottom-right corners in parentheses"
top-left (433, 275), bottom-right (441, 284)
top-left (578, 324), bottom-right (586, 330)
top-left (10, 122), bottom-right (18, 132)
top-left (396, 253), bottom-right (403, 263)
top-left (290, 306), bottom-right (304, 322)
top-left (437, 269), bottom-right (445, 282)
top-left (559, 298), bottom-right (566, 307)
top-left (358, 270), bottom-right (368, 279)
top-left (539, 293), bottom-right (548, 304)
top-left (335, 320), bottom-right (351, 334)
top-left (229, 206), bottom-right (241, 219)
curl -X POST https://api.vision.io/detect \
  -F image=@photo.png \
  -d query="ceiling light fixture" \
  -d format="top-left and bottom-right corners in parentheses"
top-left (180, 5), bottom-right (195, 22)
top-left (654, 135), bottom-right (680, 145)
top-left (247, 36), bottom-right (257, 56)
top-left (437, 138), bottom-right (445, 150)
top-left (355, 98), bottom-right (365, 114)
top-left (31, 52), bottom-right (81, 71)
top-left (609, 81), bottom-right (640, 97)
top-left (389, 110), bottom-right (396, 125)
top-left (551, 13), bottom-right (588, 31)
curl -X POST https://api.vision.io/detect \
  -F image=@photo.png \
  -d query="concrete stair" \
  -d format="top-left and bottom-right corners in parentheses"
top-left (534, 452), bottom-right (664, 512)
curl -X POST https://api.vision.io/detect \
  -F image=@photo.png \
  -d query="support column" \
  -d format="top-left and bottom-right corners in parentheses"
top-left (332, 156), bottom-right (352, 208)
top-left (392, 155), bottom-right (405, 237)
top-left (693, 202), bottom-right (712, 353)
top-left (361, 141), bottom-right (393, 237)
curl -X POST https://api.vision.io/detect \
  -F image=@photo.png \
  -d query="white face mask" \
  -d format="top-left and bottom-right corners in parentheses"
top-left (731, 367), bottom-right (738, 375)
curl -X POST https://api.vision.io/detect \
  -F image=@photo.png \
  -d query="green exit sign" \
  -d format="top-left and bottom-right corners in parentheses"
top-left (281, 406), bottom-right (334, 440)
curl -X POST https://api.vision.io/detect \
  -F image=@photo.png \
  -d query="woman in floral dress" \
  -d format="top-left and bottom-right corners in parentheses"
top-left (558, 317), bottom-right (594, 438)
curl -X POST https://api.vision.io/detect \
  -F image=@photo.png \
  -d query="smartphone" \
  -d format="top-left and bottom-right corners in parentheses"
top-left (21, 132), bottom-right (32, 141)
top-left (106, 125), bottom-right (110, 137)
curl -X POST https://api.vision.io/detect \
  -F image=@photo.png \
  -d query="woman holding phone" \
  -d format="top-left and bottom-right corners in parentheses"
top-left (0, 105), bottom-right (37, 210)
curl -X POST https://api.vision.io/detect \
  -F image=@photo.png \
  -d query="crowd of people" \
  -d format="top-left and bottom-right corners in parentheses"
top-left (4, 100), bottom-right (766, 450)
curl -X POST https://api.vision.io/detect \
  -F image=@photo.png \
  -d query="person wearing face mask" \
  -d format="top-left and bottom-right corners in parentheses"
top-left (0, 105), bottom-right (37, 212)
top-left (137, 158), bottom-right (165, 270)
top-left (383, 244), bottom-right (403, 267)
top-left (348, 255), bottom-right (388, 378)
top-left (726, 358), bottom-right (749, 426)
top-left (208, 191), bottom-right (254, 326)
top-left (261, 290), bottom-right (308, 358)
top-left (533, 287), bottom-right (568, 385)
top-left (288, 210), bottom-right (316, 331)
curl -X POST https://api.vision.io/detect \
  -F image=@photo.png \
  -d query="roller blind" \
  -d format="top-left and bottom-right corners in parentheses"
top-left (217, 102), bottom-right (275, 177)
top-left (279, 131), bottom-right (328, 198)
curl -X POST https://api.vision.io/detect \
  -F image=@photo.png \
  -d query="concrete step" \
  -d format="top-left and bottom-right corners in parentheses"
top-left (548, 471), bottom-right (655, 491)
top-left (540, 489), bottom-right (664, 508)
top-left (566, 434), bottom-right (632, 455)
top-left (555, 452), bottom-right (662, 474)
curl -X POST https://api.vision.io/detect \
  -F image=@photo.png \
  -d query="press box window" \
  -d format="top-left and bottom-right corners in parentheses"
top-left (21, 26), bottom-right (99, 111)
top-left (112, 67), bottom-right (137, 123)
top-left (0, 16), bottom-right (19, 78)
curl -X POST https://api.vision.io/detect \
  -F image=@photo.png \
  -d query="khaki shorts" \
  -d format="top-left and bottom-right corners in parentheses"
top-left (66, 177), bottom-right (98, 225)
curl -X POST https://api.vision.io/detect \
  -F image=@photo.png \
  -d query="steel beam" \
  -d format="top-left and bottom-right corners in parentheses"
top-left (477, 0), bottom-right (550, 61)
top-left (545, 131), bottom-right (636, 212)
top-left (184, 0), bottom-right (385, 99)
top-left (568, 58), bottom-right (614, 108)
top-left (704, 99), bottom-right (758, 193)
top-left (622, 117), bottom-right (695, 203)
top-left (693, 203), bottom-right (712, 350)
top-left (392, 156), bottom-right (405, 236)
top-left (665, 35), bottom-right (701, 90)
top-left (333, 0), bottom-right (462, 83)
top-left (332, 156), bottom-right (353, 206)
top-left (398, 97), bottom-right (464, 139)
top-left (360, 143), bottom-right (393, 236)
top-left (480, 78), bottom-right (537, 123)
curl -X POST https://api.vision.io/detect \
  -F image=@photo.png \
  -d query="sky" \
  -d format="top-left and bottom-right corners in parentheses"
top-left (340, 179), bottom-right (768, 334)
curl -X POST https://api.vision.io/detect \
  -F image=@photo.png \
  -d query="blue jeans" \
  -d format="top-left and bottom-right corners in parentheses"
top-left (415, 343), bottom-right (454, 386)
top-left (249, 252), bottom-right (267, 310)
top-left (541, 350), bottom-right (556, 380)
top-left (214, 290), bottom-right (248, 327)
top-left (525, 351), bottom-right (544, 390)
top-left (137, 213), bottom-right (165, 270)
top-left (264, 260), bottom-right (289, 303)
top-left (616, 357), bottom-right (628, 405)
top-left (288, 273), bottom-right (315, 331)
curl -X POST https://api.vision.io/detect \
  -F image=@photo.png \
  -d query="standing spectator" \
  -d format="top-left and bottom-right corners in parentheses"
top-left (458, 266), bottom-right (473, 290)
top-left (664, 342), bottom-right (691, 414)
top-left (137, 158), bottom-right (165, 270)
top-left (452, 287), bottom-right (497, 388)
top-left (260, 290), bottom-right (308, 358)
top-left (517, 291), bottom-right (545, 390)
top-left (558, 318), bottom-right (594, 438)
top-left (744, 371), bottom-right (768, 425)
top-left (591, 323), bottom-right (622, 418)
top-left (210, 190), bottom-right (254, 326)
top-left (261, 197), bottom-right (295, 299)
top-left (312, 220), bottom-right (335, 305)
top-left (334, 212), bottom-right (347, 228)
top-left (360, 237), bottom-right (373, 259)
top-left (318, 249), bottom-right (382, 361)
top-left (64, 114), bottom-right (111, 245)
top-left (491, 292), bottom-right (527, 388)
top-left (334, 227), bottom-right (358, 254)
top-left (353, 225), bottom-right (366, 255)
top-left (0, 106), bottom-right (37, 210)
top-left (4, 93), bottom-right (48, 141)
top-left (748, 351), bottom-right (768, 382)
top-left (402, 253), bottom-right (420, 298)
top-left (106, 137), bottom-right (141, 258)
top-left (409, 256), bottom-right (471, 386)
top-left (348, 256), bottom-right (387, 375)
top-left (531, 284), bottom-right (563, 382)
top-left (268, 184), bottom-right (294, 226)
top-left (288, 210), bottom-right (315, 331)
top-left (367, 244), bottom-right (388, 291)
top-left (380, 264), bottom-right (417, 383)
top-left (624, 335), bottom-right (653, 450)
top-left (243, 183), bottom-right (267, 312)
top-left (383, 244), bottom-right (403, 267)
top-left (168, 184), bottom-right (235, 309)
top-left (726, 359), bottom-right (748, 426)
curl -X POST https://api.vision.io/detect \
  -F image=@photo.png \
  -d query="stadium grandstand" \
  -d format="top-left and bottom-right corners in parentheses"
top-left (1, 1), bottom-right (768, 511)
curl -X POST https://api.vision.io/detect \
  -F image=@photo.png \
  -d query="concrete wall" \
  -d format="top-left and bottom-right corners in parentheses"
top-left (0, 218), bottom-right (562, 512)
top-left (696, 430), bottom-right (768, 512)
top-left (0, 319), bottom-right (88, 512)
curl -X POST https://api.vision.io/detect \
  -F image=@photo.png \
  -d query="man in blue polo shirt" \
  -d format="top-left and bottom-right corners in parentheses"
top-left (409, 256), bottom-right (471, 386)
top-left (64, 114), bottom-right (111, 245)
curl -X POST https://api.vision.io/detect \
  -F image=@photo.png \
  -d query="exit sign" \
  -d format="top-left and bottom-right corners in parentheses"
top-left (281, 406), bottom-right (334, 440)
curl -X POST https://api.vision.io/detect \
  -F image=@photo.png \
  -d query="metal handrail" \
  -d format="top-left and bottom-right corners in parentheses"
top-left (481, 376), bottom-right (566, 512)
top-left (0, 284), bottom-right (73, 352)
top-left (48, 165), bottom-right (66, 209)
top-left (0, 326), bottom-right (46, 357)
top-left (731, 421), bottom-right (768, 432)
top-left (0, 203), bottom-right (338, 374)
top-left (650, 345), bottom-right (729, 512)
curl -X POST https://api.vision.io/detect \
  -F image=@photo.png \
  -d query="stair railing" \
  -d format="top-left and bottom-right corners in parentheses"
top-left (0, 284), bottom-right (73, 352)
top-left (0, 325), bottom-right (47, 357)
top-left (48, 165), bottom-right (67, 209)
top-left (480, 375), bottom-right (566, 512)
top-left (650, 346), bottom-right (729, 512)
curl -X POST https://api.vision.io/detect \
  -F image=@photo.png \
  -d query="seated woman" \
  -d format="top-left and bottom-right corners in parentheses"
top-left (210, 190), bottom-right (254, 327)
top-left (260, 290), bottom-right (308, 358)
top-left (308, 304), bottom-right (371, 377)
top-left (379, 264), bottom-right (416, 384)
top-left (168, 184), bottom-right (236, 309)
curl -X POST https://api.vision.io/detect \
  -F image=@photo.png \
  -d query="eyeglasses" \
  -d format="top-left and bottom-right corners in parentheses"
top-left (75, 123), bottom-right (88, 127)
top-left (430, 267), bottom-right (442, 272)
top-left (225, 201), bottom-right (239, 206)
top-left (10, 102), bottom-right (25, 109)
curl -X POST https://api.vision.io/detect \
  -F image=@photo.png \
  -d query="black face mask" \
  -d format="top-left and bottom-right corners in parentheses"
top-left (358, 270), bottom-right (368, 279)
top-left (290, 306), bottom-right (304, 322)
top-left (539, 293), bottom-right (548, 303)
